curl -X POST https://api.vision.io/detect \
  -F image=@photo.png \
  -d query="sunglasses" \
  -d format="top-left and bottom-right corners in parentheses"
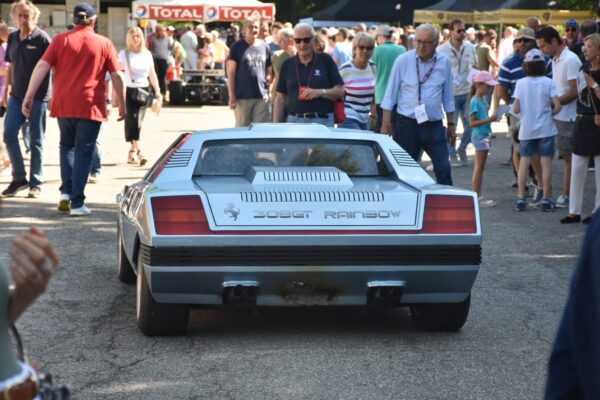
top-left (357, 45), bottom-right (374, 51)
top-left (565, 27), bottom-right (577, 32)
top-left (294, 37), bottom-right (312, 44)
top-left (455, 29), bottom-right (465, 34)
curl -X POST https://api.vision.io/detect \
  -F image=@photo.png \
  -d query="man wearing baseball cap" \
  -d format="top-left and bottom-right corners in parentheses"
top-left (22, 2), bottom-right (126, 216)
top-left (496, 27), bottom-right (552, 201)
top-left (564, 19), bottom-right (583, 62)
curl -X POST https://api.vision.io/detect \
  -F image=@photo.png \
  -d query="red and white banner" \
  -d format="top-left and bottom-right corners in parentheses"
top-left (132, 2), bottom-right (275, 22)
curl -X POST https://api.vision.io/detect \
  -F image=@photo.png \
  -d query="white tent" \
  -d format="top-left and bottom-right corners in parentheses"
top-left (131, 0), bottom-right (276, 22)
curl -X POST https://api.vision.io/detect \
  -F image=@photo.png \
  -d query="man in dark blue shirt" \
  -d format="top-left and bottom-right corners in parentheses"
top-left (226, 18), bottom-right (271, 127)
top-left (545, 212), bottom-right (600, 399)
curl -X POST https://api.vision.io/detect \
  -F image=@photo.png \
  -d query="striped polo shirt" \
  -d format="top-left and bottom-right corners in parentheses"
top-left (498, 52), bottom-right (552, 103)
top-left (339, 60), bottom-right (376, 124)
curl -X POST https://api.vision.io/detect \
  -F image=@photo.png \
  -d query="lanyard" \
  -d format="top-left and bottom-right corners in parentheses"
top-left (295, 54), bottom-right (318, 88)
top-left (416, 54), bottom-right (437, 103)
top-left (450, 45), bottom-right (465, 74)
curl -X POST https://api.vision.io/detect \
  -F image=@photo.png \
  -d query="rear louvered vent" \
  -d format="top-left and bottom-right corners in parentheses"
top-left (390, 149), bottom-right (420, 167)
top-left (262, 170), bottom-right (341, 182)
top-left (241, 191), bottom-right (384, 202)
top-left (164, 149), bottom-right (194, 168)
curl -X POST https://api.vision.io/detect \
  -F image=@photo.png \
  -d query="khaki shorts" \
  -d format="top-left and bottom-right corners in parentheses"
top-left (554, 120), bottom-right (575, 156)
top-left (234, 97), bottom-right (270, 127)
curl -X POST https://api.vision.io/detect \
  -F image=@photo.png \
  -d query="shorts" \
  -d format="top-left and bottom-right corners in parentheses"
top-left (520, 136), bottom-right (555, 157)
top-left (509, 115), bottom-right (521, 151)
top-left (472, 135), bottom-right (491, 151)
top-left (554, 120), bottom-right (575, 156)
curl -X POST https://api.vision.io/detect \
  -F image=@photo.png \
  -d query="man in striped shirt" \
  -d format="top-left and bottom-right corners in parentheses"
top-left (338, 32), bottom-right (376, 130)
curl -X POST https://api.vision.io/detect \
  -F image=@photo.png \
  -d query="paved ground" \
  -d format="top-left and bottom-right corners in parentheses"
top-left (0, 105), bottom-right (597, 399)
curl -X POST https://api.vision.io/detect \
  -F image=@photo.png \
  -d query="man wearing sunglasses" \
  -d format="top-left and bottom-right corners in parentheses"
top-left (564, 20), bottom-right (584, 62)
top-left (437, 19), bottom-right (479, 167)
top-left (273, 23), bottom-right (344, 126)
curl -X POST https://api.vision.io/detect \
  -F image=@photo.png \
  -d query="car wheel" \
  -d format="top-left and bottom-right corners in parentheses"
top-left (136, 253), bottom-right (189, 336)
top-left (117, 226), bottom-right (136, 284)
top-left (410, 294), bottom-right (471, 332)
top-left (168, 80), bottom-right (184, 105)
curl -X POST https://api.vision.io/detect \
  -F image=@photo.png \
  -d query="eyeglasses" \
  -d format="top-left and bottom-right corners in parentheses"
top-left (294, 37), bottom-right (312, 44)
top-left (357, 45), bottom-right (374, 51)
top-left (415, 39), bottom-right (437, 46)
top-left (455, 29), bottom-right (465, 34)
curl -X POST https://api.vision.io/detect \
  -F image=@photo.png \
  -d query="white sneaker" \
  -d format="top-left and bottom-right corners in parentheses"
top-left (556, 195), bottom-right (569, 209)
top-left (70, 205), bottom-right (91, 216)
top-left (58, 194), bottom-right (70, 212)
top-left (426, 164), bottom-right (434, 172)
top-left (450, 157), bottom-right (463, 167)
top-left (478, 197), bottom-right (497, 208)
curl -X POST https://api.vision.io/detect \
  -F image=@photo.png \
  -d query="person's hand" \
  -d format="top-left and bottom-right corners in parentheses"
top-left (594, 115), bottom-right (600, 127)
top-left (10, 227), bottom-right (59, 304)
top-left (117, 102), bottom-right (126, 122)
top-left (0, 95), bottom-right (6, 109)
top-left (380, 121), bottom-right (392, 137)
top-left (300, 88), bottom-right (323, 101)
top-left (229, 95), bottom-right (237, 110)
top-left (446, 124), bottom-right (457, 145)
top-left (21, 96), bottom-right (33, 118)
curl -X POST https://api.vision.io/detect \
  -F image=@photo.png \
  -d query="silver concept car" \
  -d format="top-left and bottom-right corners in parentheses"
top-left (117, 124), bottom-right (482, 336)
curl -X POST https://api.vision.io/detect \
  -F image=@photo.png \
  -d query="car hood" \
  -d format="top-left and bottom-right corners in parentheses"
top-left (193, 167), bottom-right (420, 229)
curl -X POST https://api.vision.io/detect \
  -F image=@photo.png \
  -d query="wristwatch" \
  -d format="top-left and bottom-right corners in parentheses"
top-left (322, 89), bottom-right (327, 97)
top-left (592, 82), bottom-right (599, 91)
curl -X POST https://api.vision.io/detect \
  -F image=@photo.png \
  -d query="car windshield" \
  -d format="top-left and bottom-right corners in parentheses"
top-left (194, 139), bottom-right (384, 176)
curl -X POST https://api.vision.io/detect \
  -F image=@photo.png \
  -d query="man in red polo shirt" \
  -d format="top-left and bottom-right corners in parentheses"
top-left (22, 2), bottom-right (125, 216)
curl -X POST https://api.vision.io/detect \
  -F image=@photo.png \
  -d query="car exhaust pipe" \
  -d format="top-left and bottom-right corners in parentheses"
top-left (367, 281), bottom-right (405, 307)
top-left (222, 281), bottom-right (259, 306)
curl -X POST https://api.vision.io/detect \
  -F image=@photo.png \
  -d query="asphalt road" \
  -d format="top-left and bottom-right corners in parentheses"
top-left (0, 105), bottom-right (596, 399)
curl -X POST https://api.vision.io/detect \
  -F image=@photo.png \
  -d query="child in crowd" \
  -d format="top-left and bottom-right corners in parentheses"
top-left (512, 49), bottom-right (561, 211)
top-left (469, 71), bottom-right (499, 208)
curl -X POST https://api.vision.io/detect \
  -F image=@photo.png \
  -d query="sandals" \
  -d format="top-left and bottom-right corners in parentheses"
top-left (137, 150), bottom-right (147, 166)
top-left (127, 150), bottom-right (137, 164)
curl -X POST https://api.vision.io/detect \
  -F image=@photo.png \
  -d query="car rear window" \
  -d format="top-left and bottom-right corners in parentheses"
top-left (194, 139), bottom-right (385, 176)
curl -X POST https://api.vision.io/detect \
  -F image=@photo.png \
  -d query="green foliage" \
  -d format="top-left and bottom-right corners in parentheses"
top-left (272, 0), bottom-right (339, 23)
top-left (557, 0), bottom-right (596, 11)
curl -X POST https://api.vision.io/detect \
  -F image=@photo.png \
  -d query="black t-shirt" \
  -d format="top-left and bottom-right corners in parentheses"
top-left (5, 28), bottom-right (51, 101)
top-left (276, 52), bottom-right (343, 114)
top-left (577, 64), bottom-right (600, 115)
top-left (228, 39), bottom-right (271, 99)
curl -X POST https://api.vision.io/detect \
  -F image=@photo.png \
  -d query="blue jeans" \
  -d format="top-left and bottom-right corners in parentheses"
top-left (287, 112), bottom-right (334, 127)
top-left (448, 93), bottom-right (472, 156)
top-left (90, 124), bottom-right (103, 175)
top-left (57, 118), bottom-right (101, 208)
top-left (338, 118), bottom-right (368, 131)
top-left (393, 116), bottom-right (452, 185)
top-left (3, 96), bottom-right (46, 187)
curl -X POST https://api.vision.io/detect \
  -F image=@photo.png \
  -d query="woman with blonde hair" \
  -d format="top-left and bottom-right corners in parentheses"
top-left (118, 26), bottom-right (161, 166)
top-left (561, 33), bottom-right (600, 224)
top-left (338, 32), bottom-right (376, 130)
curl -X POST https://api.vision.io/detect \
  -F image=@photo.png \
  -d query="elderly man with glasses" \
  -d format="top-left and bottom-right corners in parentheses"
top-left (273, 23), bottom-right (344, 127)
top-left (380, 23), bottom-right (456, 186)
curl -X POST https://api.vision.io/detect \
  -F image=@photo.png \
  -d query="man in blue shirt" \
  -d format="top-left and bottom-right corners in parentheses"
top-left (380, 24), bottom-right (456, 186)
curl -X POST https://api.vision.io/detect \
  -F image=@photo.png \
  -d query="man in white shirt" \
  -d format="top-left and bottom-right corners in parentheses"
top-left (437, 19), bottom-right (478, 166)
top-left (536, 26), bottom-right (582, 209)
top-left (179, 24), bottom-right (198, 70)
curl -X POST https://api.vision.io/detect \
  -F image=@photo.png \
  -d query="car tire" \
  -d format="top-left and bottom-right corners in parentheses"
top-left (117, 225), bottom-right (136, 284)
top-left (136, 253), bottom-right (189, 336)
top-left (168, 80), bottom-right (184, 105)
top-left (410, 294), bottom-right (471, 332)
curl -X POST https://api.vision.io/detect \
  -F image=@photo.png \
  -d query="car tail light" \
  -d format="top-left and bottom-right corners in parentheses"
top-left (421, 195), bottom-right (476, 234)
top-left (151, 195), bottom-right (212, 235)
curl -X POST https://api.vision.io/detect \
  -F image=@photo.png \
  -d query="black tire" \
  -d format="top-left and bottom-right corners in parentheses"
top-left (136, 253), bottom-right (189, 336)
top-left (168, 80), bottom-right (184, 105)
top-left (117, 226), bottom-right (136, 284)
top-left (410, 294), bottom-right (471, 332)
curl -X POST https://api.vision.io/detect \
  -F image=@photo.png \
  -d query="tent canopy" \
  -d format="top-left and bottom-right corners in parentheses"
top-left (131, 0), bottom-right (275, 22)
top-left (312, 0), bottom-right (439, 26)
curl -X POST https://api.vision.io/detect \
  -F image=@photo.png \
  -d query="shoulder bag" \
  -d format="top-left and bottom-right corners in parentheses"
top-left (125, 51), bottom-right (152, 107)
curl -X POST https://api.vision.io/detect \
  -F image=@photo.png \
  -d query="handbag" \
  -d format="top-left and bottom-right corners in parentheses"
top-left (10, 324), bottom-right (71, 399)
top-left (125, 51), bottom-right (153, 107)
top-left (334, 98), bottom-right (346, 124)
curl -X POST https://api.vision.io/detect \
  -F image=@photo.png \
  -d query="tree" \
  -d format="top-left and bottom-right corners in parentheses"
top-left (555, 0), bottom-right (596, 11)
top-left (272, 0), bottom-right (338, 23)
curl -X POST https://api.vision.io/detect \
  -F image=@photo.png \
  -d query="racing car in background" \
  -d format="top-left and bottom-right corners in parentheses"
top-left (116, 124), bottom-right (482, 336)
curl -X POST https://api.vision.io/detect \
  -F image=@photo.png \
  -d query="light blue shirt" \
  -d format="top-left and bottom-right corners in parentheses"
top-left (381, 50), bottom-right (455, 121)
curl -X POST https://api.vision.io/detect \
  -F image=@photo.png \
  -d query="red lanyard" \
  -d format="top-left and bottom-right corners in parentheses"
top-left (416, 54), bottom-right (437, 103)
top-left (295, 54), bottom-right (318, 87)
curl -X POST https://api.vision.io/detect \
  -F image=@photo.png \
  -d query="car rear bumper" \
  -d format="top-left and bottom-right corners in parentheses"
top-left (143, 263), bottom-right (479, 306)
